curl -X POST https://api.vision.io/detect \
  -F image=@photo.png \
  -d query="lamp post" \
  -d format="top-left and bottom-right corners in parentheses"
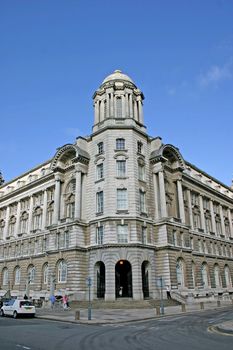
top-left (86, 276), bottom-right (92, 320)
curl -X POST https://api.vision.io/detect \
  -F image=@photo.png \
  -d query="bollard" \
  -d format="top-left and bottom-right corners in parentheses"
top-left (75, 310), bottom-right (80, 320)
top-left (181, 304), bottom-right (186, 312)
top-left (155, 306), bottom-right (160, 315)
top-left (217, 300), bottom-right (221, 307)
top-left (200, 302), bottom-right (204, 310)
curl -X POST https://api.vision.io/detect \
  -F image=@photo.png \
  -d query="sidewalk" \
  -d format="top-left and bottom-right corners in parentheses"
top-left (35, 300), bottom-right (233, 334)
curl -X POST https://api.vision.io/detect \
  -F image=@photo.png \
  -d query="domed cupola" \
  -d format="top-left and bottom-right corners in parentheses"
top-left (92, 70), bottom-right (145, 132)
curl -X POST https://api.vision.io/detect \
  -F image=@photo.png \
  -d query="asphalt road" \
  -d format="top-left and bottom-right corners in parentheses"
top-left (0, 309), bottom-right (232, 350)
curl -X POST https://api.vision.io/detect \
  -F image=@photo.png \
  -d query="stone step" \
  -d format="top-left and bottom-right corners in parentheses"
top-left (69, 298), bottom-right (180, 309)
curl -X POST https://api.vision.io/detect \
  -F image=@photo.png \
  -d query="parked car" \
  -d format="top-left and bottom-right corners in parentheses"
top-left (0, 299), bottom-right (36, 318)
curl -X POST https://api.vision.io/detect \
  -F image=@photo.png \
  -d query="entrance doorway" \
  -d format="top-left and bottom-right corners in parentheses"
top-left (115, 260), bottom-right (132, 298)
top-left (141, 261), bottom-right (150, 298)
top-left (95, 262), bottom-right (105, 298)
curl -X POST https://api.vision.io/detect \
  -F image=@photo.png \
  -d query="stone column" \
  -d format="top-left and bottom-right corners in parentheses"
top-left (3, 206), bottom-right (10, 239)
top-left (75, 170), bottom-right (82, 220)
top-left (138, 99), bottom-right (144, 124)
top-left (219, 205), bottom-right (225, 236)
top-left (42, 189), bottom-right (48, 230)
top-left (15, 201), bottom-right (21, 237)
top-left (177, 180), bottom-right (185, 223)
top-left (199, 195), bottom-right (205, 230)
top-left (129, 94), bottom-right (133, 118)
top-left (132, 264), bottom-right (143, 300)
top-left (227, 209), bottom-right (233, 238)
top-left (110, 92), bottom-right (114, 117)
top-left (153, 173), bottom-right (159, 219)
top-left (27, 196), bottom-right (34, 234)
top-left (158, 170), bottom-right (167, 218)
top-left (105, 264), bottom-right (116, 301)
top-left (53, 174), bottom-right (61, 225)
top-left (122, 95), bottom-right (126, 118)
top-left (133, 100), bottom-right (138, 121)
top-left (106, 93), bottom-right (110, 119)
top-left (125, 94), bottom-right (129, 117)
top-left (94, 101), bottom-right (99, 124)
top-left (187, 189), bottom-right (194, 229)
top-left (100, 100), bottom-right (104, 122)
top-left (210, 200), bottom-right (216, 234)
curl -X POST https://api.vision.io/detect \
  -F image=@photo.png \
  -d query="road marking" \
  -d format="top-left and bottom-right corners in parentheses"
top-left (16, 345), bottom-right (31, 349)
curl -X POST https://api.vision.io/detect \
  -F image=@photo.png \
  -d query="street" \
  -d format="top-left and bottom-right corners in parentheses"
top-left (0, 308), bottom-right (232, 350)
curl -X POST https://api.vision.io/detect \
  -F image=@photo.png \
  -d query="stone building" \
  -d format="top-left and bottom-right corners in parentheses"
top-left (0, 70), bottom-right (233, 302)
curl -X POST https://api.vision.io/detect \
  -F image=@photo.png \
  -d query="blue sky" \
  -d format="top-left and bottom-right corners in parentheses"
top-left (0, 0), bottom-right (233, 186)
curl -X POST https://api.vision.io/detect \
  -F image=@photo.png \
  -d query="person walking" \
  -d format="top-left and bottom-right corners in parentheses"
top-left (50, 295), bottom-right (56, 309)
top-left (62, 295), bottom-right (69, 310)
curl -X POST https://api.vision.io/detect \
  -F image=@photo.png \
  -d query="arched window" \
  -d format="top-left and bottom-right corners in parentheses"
top-left (43, 264), bottom-right (48, 284)
top-left (58, 260), bottom-right (67, 283)
top-left (201, 263), bottom-right (209, 287)
top-left (2, 268), bottom-right (8, 285)
top-left (176, 259), bottom-right (185, 287)
top-left (47, 201), bottom-right (54, 226)
top-left (20, 212), bottom-right (28, 234)
top-left (28, 265), bottom-right (35, 284)
top-left (65, 180), bottom-right (76, 219)
top-left (116, 97), bottom-right (122, 118)
top-left (33, 207), bottom-right (42, 230)
top-left (14, 266), bottom-right (21, 285)
top-left (0, 220), bottom-right (5, 239)
top-left (9, 216), bottom-right (16, 236)
top-left (224, 265), bottom-right (232, 287)
top-left (214, 264), bottom-right (221, 288)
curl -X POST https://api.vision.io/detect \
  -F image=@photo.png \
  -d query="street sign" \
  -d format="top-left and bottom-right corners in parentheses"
top-left (86, 276), bottom-right (92, 287)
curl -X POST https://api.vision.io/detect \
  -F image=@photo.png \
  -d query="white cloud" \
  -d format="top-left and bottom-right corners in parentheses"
top-left (198, 60), bottom-right (233, 87)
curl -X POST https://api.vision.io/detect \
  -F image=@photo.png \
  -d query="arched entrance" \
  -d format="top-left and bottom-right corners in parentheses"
top-left (115, 260), bottom-right (132, 298)
top-left (141, 261), bottom-right (150, 298)
top-left (95, 262), bottom-right (105, 298)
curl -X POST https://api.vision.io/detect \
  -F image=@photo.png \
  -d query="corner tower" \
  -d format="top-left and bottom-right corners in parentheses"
top-left (92, 70), bottom-right (146, 133)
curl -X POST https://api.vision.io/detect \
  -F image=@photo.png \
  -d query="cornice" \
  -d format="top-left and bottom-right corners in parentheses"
top-left (182, 173), bottom-right (233, 205)
top-left (0, 173), bottom-right (54, 204)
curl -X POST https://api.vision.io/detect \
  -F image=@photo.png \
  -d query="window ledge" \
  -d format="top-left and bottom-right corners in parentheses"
top-left (96, 212), bottom-right (104, 216)
top-left (114, 149), bottom-right (128, 152)
top-left (95, 178), bottom-right (105, 184)
top-left (116, 210), bottom-right (129, 214)
top-left (115, 176), bottom-right (128, 180)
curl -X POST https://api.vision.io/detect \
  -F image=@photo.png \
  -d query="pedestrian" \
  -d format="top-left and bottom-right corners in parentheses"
top-left (50, 295), bottom-right (56, 309)
top-left (62, 295), bottom-right (69, 310)
top-left (166, 286), bottom-right (171, 300)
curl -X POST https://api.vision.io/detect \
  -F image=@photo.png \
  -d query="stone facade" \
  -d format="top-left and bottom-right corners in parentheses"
top-left (0, 70), bottom-right (232, 302)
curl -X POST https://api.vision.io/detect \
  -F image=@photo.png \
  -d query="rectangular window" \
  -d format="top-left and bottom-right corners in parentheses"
top-left (142, 227), bottom-right (147, 244)
top-left (172, 230), bottom-right (177, 246)
top-left (139, 190), bottom-right (146, 213)
top-left (138, 163), bottom-right (145, 181)
top-left (116, 138), bottom-right (125, 150)
top-left (96, 226), bottom-right (103, 245)
top-left (96, 163), bottom-right (104, 180)
top-left (116, 97), bottom-right (122, 118)
top-left (117, 224), bottom-right (128, 243)
top-left (97, 142), bottom-right (104, 155)
top-left (117, 189), bottom-right (128, 210)
top-left (116, 160), bottom-right (126, 177)
top-left (96, 191), bottom-right (104, 213)
top-left (137, 141), bottom-right (143, 154)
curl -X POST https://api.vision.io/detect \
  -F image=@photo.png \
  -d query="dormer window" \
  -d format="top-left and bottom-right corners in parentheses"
top-left (116, 97), bottom-right (122, 118)
top-left (116, 138), bottom-right (125, 150)
top-left (97, 142), bottom-right (104, 155)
